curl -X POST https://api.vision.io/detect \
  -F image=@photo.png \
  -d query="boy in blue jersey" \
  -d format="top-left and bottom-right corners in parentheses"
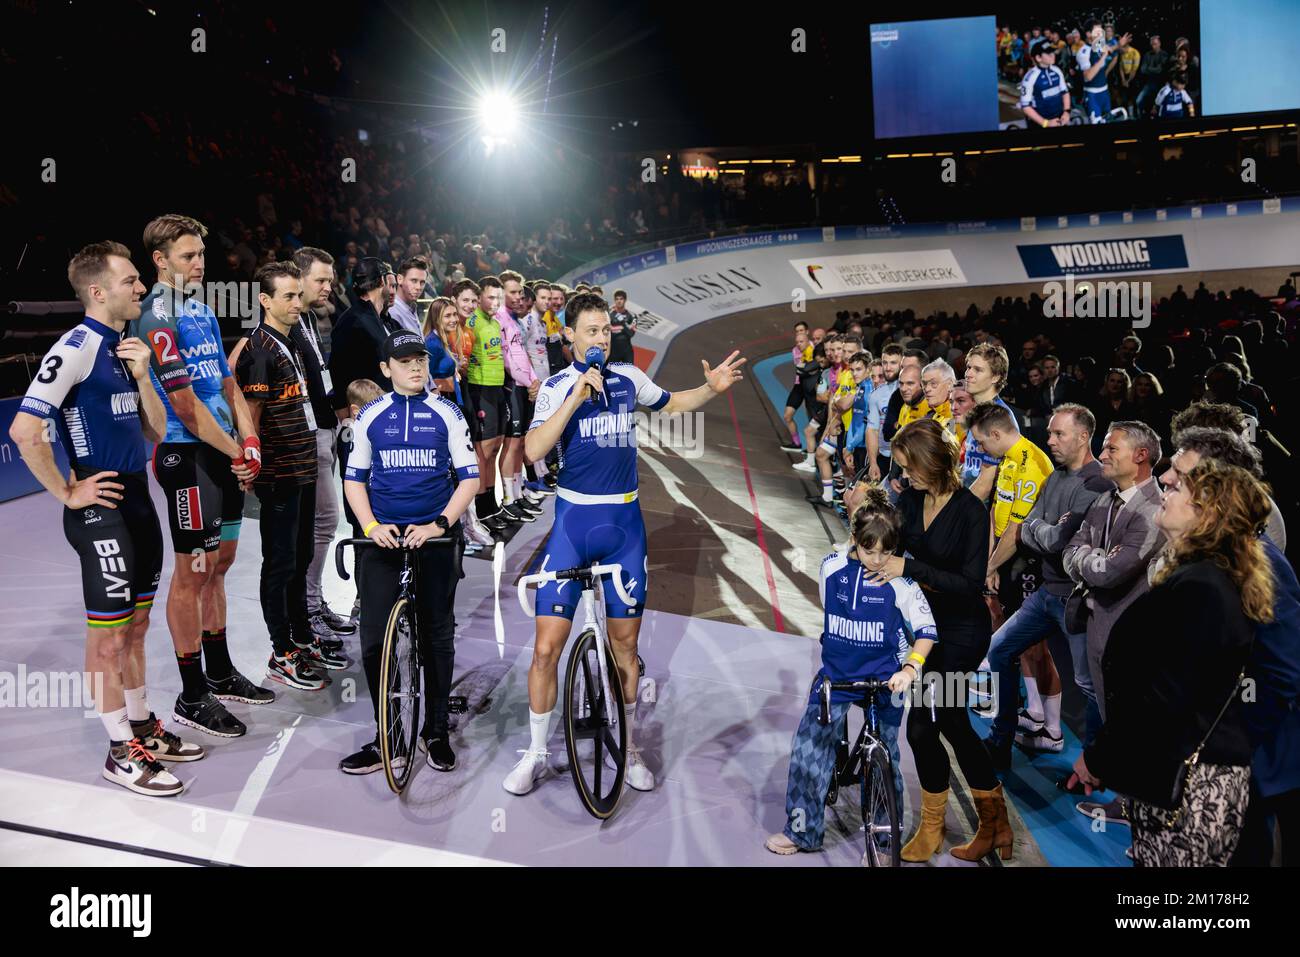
top-left (341, 332), bottom-right (480, 773)
top-left (503, 292), bottom-right (747, 797)
top-left (11, 242), bottom-right (202, 795)
top-left (1152, 71), bottom-right (1195, 119)
top-left (132, 214), bottom-right (271, 740)
top-left (766, 487), bottom-right (937, 857)
top-left (1019, 39), bottom-right (1071, 127)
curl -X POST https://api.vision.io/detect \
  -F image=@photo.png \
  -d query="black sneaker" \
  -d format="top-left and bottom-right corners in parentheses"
top-left (805, 494), bottom-right (835, 508)
top-left (316, 604), bottom-right (356, 635)
top-left (542, 473), bottom-right (558, 490)
top-left (483, 513), bottom-right (510, 533)
top-left (268, 649), bottom-right (328, 690)
top-left (340, 740), bottom-right (384, 775)
top-left (500, 502), bottom-right (536, 524)
top-left (130, 713), bottom-right (206, 762)
top-left (421, 734), bottom-right (457, 771)
top-left (292, 638), bottom-right (347, 671)
top-left (782, 439), bottom-right (805, 451)
top-left (207, 669), bottom-right (276, 705)
top-left (172, 693), bottom-right (247, 738)
top-left (516, 497), bottom-right (545, 516)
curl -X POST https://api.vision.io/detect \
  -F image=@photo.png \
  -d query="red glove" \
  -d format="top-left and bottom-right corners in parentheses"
top-left (237, 435), bottom-right (262, 480)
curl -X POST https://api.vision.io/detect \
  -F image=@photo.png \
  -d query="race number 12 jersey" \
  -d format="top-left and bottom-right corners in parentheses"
top-left (18, 317), bottom-right (147, 474)
top-left (993, 435), bottom-right (1054, 537)
top-left (529, 359), bottom-right (670, 502)
top-left (131, 282), bottom-right (235, 443)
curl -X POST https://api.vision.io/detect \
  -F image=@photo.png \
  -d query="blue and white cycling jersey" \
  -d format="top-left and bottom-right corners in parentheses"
top-left (130, 282), bottom-right (235, 444)
top-left (1076, 42), bottom-right (1112, 93)
top-left (528, 359), bottom-right (671, 502)
top-left (1154, 83), bottom-right (1193, 117)
top-left (529, 357), bottom-right (672, 620)
top-left (345, 390), bottom-right (479, 527)
top-left (816, 548), bottom-right (938, 709)
top-left (866, 379), bottom-right (899, 456)
top-left (19, 317), bottom-right (147, 474)
top-left (1018, 65), bottom-right (1069, 120)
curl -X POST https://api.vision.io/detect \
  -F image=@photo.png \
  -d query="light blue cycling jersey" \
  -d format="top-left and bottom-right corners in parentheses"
top-left (130, 282), bottom-right (234, 444)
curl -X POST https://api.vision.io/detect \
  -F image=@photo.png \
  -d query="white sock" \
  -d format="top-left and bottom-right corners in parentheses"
top-left (1023, 676), bottom-right (1044, 721)
top-left (528, 709), bottom-right (554, 753)
top-left (1042, 693), bottom-right (1062, 737)
top-left (123, 686), bottom-right (149, 723)
top-left (507, 475), bottom-right (519, 502)
top-left (822, 481), bottom-right (833, 502)
top-left (623, 702), bottom-right (637, 748)
top-left (100, 706), bottom-right (133, 743)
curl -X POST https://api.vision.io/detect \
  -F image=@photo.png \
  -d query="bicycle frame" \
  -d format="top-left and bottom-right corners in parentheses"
top-left (517, 561), bottom-right (635, 718)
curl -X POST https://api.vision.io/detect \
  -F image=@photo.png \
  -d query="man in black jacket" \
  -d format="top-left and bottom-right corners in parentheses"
top-left (291, 247), bottom-right (356, 643)
top-left (327, 257), bottom-right (399, 538)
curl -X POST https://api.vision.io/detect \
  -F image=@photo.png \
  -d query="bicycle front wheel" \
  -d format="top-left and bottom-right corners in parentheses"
top-left (378, 598), bottom-right (421, 794)
top-left (563, 629), bottom-right (627, 819)
top-left (862, 741), bottom-right (901, 867)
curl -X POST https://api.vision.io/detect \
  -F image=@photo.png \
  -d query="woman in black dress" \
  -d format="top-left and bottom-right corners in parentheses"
top-left (1071, 461), bottom-right (1274, 866)
top-left (864, 418), bottom-right (1011, 862)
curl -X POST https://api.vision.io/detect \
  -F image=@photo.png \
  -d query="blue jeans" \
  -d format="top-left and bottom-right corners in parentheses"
top-left (986, 588), bottom-right (1102, 747)
top-left (782, 695), bottom-right (904, 850)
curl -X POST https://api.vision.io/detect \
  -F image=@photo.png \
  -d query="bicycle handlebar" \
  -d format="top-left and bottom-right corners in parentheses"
top-left (818, 677), bottom-right (891, 726)
top-left (515, 563), bottom-right (636, 618)
top-left (333, 535), bottom-right (455, 581)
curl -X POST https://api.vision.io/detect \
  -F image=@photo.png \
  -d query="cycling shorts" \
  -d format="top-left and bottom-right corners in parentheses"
top-left (535, 496), bottom-right (647, 621)
top-left (503, 381), bottom-right (526, 439)
top-left (466, 383), bottom-right (509, 442)
top-left (63, 470), bottom-right (163, 628)
top-left (152, 440), bottom-right (245, 554)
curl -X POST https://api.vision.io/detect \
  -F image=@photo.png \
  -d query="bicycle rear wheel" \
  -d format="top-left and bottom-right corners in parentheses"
top-left (563, 628), bottom-right (627, 819)
top-left (378, 598), bottom-right (421, 794)
top-left (862, 740), bottom-right (901, 866)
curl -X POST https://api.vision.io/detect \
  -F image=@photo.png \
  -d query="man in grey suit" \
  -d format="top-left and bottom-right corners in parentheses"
top-left (1063, 420), bottom-right (1166, 716)
top-left (1062, 421), bottom-right (1165, 825)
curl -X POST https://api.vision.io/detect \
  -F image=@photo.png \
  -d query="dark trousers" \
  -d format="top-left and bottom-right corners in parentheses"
top-left (358, 532), bottom-right (462, 736)
top-left (907, 640), bottom-right (1000, 793)
top-left (255, 480), bottom-right (316, 655)
top-left (1231, 780), bottom-right (1299, 867)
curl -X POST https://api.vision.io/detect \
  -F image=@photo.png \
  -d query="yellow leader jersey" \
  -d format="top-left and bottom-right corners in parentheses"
top-left (993, 435), bottom-right (1054, 538)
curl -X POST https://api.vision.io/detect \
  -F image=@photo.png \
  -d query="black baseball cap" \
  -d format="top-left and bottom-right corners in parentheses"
top-left (382, 330), bottom-right (431, 362)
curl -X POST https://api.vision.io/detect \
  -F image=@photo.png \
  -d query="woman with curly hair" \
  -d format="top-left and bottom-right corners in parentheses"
top-left (1071, 461), bottom-right (1275, 866)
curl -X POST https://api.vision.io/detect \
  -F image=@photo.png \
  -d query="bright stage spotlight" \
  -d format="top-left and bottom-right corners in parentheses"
top-left (476, 91), bottom-right (520, 130)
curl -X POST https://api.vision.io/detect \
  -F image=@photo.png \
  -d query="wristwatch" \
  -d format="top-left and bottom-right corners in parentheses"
top-left (433, 515), bottom-right (450, 533)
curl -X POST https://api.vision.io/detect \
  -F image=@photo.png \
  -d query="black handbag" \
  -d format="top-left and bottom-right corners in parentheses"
top-left (1111, 666), bottom-right (1246, 821)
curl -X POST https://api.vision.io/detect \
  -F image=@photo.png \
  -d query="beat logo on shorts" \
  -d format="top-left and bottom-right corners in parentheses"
top-left (93, 539), bottom-right (131, 601)
top-left (175, 486), bottom-right (204, 531)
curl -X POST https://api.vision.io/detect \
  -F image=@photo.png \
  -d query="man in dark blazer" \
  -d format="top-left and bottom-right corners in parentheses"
top-left (1036, 354), bottom-right (1079, 418)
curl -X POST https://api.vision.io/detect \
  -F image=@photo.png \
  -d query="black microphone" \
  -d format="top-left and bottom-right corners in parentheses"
top-left (584, 346), bottom-right (606, 404)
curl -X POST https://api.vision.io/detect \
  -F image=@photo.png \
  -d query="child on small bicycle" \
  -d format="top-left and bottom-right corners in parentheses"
top-left (340, 331), bottom-right (480, 775)
top-left (766, 485), bottom-right (937, 857)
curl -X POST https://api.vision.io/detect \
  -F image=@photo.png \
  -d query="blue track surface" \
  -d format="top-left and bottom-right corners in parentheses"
top-left (755, 349), bottom-right (1130, 867)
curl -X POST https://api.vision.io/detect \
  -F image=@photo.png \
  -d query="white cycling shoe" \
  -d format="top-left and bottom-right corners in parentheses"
top-left (604, 745), bottom-right (654, 791)
top-left (503, 747), bottom-right (549, 795)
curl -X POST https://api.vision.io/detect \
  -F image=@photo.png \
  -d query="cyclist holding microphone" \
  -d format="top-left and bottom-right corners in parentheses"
top-left (340, 331), bottom-right (480, 775)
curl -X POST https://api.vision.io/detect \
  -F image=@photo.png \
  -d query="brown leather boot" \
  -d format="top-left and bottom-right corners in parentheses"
top-left (950, 783), bottom-right (1014, 862)
top-left (900, 788), bottom-right (948, 863)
